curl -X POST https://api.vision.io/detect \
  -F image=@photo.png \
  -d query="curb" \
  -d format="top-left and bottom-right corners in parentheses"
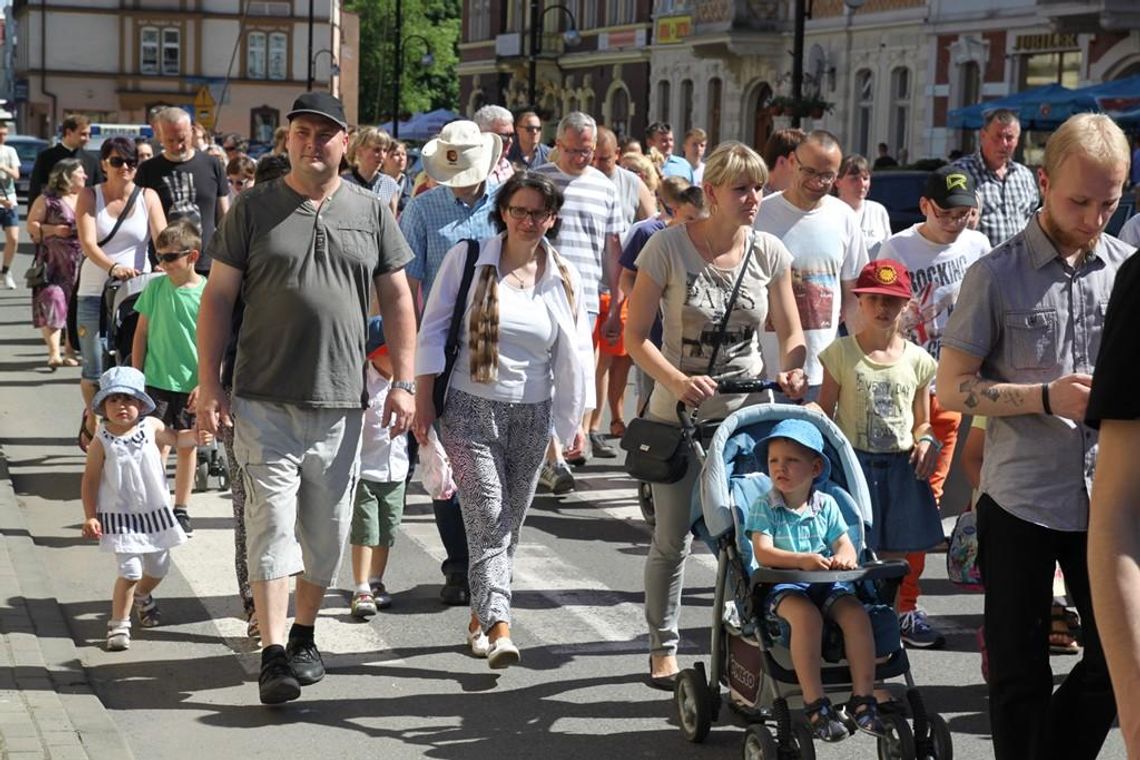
top-left (0, 450), bottom-right (136, 760)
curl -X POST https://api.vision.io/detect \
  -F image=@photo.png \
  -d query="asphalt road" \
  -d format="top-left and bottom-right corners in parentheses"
top-left (0, 239), bottom-right (1125, 759)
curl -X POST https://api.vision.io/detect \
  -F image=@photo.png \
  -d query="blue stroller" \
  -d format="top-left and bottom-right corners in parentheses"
top-left (672, 397), bottom-right (952, 759)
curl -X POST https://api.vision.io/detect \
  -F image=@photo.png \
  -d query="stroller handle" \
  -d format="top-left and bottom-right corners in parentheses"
top-left (674, 377), bottom-right (783, 427)
top-left (750, 559), bottom-right (911, 587)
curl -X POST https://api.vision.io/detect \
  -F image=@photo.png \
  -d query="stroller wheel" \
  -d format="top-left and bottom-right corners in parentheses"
top-left (674, 668), bottom-right (712, 743)
top-left (925, 713), bottom-right (952, 760)
top-left (637, 481), bottom-right (655, 527)
top-left (791, 719), bottom-right (817, 759)
top-left (876, 712), bottom-right (916, 760)
top-left (741, 724), bottom-right (778, 760)
top-left (194, 461), bottom-right (209, 493)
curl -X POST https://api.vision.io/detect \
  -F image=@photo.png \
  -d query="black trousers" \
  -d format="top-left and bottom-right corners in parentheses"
top-left (976, 494), bottom-right (1116, 760)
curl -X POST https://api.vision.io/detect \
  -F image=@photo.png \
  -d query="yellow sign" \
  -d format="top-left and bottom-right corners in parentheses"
top-left (656, 15), bottom-right (691, 45)
top-left (194, 86), bottom-right (216, 130)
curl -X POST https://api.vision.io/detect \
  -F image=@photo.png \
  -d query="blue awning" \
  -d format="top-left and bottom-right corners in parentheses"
top-left (1018, 75), bottom-right (1140, 130)
top-left (947, 84), bottom-right (1072, 130)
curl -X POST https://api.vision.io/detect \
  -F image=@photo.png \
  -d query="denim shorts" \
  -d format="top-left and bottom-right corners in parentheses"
top-left (76, 296), bottom-right (105, 381)
top-left (0, 205), bottom-right (17, 228)
top-left (232, 396), bottom-right (363, 588)
top-left (763, 581), bottom-right (856, 647)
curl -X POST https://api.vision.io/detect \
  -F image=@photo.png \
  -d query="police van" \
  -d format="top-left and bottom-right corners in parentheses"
top-left (84, 124), bottom-right (155, 152)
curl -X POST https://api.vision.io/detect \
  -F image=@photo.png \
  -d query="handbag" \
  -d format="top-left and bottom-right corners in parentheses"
top-left (24, 255), bottom-right (47, 288)
top-left (946, 507), bottom-right (983, 591)
top-left (621, 239), bottom-right (755, 484)
top-left (432, 239), bottom-right (482, 417)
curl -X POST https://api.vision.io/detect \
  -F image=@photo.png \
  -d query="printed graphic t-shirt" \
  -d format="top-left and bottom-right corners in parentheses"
top-left (818, 336), bottom-right (937, 453)
top-left (754, 192), bottom-right (868, 385)
top-left (876, 224), bottom-right (991, 367)
top-left (636, 224), bottom-right (792, 422)
top-left (136, 151), bottom-right (227, 271)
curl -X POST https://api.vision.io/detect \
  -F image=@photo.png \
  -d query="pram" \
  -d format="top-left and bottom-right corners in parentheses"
top-left (672, 384), bottom-right (952, 759)
top-left (102, 272), bottom-right (230, 493)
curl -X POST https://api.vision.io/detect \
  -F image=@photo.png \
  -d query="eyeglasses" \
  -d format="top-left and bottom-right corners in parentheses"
top-left (494, 132), bottom-right (514, 142)
top-left (561, 147), bottom-right (594, 158)
top-left (793, 150), bottom-right (837, 184)
top-left (506, 206), bottom-right (553, 223)
top-left (157, 250), bottom-right (193, 263)
top-left (931, 206), bottom-right (971, 224)
top-left (107, 156), bottom-right (137, 169)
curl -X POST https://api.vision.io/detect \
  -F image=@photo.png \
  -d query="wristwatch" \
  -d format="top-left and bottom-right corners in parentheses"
top-left (390, 379), bottom-right (416, 394)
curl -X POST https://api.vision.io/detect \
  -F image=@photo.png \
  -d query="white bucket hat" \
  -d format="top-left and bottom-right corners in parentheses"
top-left (421, 121), bottom-right (501, 187)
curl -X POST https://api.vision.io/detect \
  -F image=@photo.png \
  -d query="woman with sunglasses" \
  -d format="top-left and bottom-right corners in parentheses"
top-left (75, 136), bottom-right (167, 449)
top-left (414, 171), bottom-right (593, 669)
top-left (26, 158), bottom-right (85, 369)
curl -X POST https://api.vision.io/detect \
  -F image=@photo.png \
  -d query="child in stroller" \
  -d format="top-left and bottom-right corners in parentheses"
top-left (674, 402), bottom-right (952, 759)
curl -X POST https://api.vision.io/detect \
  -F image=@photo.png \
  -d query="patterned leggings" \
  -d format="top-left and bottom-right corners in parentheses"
top-left (221, 387), bottom-right (254, 616)
top-left (440, 389), bottom-right (551, 633)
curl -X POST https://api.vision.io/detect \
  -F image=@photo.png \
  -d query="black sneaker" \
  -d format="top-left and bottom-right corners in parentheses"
top-left (173, 506), bottom-right (193, 536)
top-left (440, 573), bottom-right (470, 606)
top-left (285, 638), bottom-right (325, 685)
top-left (259, 655), bottom-right (301, 704)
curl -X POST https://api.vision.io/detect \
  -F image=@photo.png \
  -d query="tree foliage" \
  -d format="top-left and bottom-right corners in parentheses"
top-left (349, 0), bottom-right (461, 124)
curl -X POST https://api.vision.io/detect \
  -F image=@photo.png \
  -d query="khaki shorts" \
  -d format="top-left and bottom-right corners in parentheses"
top-left (232, 396), bottom-right (363, 588)
top-left (350, 479), bottom-right (406, 547)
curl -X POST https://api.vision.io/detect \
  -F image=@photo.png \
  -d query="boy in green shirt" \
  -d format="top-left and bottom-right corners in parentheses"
top-left (132, 220), bottom-right (207, 535)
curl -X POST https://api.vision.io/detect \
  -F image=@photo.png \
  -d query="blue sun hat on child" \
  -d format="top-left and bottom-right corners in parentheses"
top-left (92, 366), bottom-right (156, 417)
top-left (759, 418), bottom-right (831, 484)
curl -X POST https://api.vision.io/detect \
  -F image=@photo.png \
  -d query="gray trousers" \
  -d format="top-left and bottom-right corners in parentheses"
top-left (644, 453), bottom-right (699, 656)
top-left (440, 389), bottom-right (552, 632)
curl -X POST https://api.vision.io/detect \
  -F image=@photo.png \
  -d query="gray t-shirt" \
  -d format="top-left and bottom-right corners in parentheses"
top-left (208, 178), bottom-right (413, 408)
top-left (941, 214), bottom-right (1133, 531)
top-left (636, 224), bottom-right (793, 422)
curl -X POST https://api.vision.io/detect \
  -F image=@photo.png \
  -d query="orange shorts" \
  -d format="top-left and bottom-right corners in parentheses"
top-left (593, 292), bottom-right (629, 357)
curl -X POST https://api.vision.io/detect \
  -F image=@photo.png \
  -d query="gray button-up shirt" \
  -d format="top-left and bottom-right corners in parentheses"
top-left (942, 214), bottom-right (1134, 531)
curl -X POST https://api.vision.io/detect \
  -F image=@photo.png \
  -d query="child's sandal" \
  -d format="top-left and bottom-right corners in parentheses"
top-left (846, 695), bottom-right (886, 737)
top-left (804, 697), bottom-right (848, 742)
top-left (1049, 605), bottom-right (1080, 654)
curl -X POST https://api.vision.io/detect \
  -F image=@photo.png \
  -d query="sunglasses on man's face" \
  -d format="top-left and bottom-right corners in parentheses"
top-left (107, 156), bottom-right (137, 169)
top-left (157, 250), bottom-right (193, 263)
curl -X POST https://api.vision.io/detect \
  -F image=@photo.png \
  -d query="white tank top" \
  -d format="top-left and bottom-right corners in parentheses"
top-left (77, 185), bottom-right (152, 297)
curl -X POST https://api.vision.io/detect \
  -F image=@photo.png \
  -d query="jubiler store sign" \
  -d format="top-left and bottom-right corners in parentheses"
top-left (1014, 33), bottom-right (1079, 53)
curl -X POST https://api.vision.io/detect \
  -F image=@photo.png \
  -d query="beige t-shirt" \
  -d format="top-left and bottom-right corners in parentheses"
top-left (636, 224), bottom-right (793, 422)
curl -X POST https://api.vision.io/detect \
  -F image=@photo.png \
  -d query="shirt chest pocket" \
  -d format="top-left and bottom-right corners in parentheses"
top-left (333, 224), bottom-right (375, 264)
top-left (1005, 309), bottom-right (1058, 370)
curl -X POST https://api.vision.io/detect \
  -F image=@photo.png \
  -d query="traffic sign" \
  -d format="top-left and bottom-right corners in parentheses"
top-left (194, 85), bottom-right (216, 130)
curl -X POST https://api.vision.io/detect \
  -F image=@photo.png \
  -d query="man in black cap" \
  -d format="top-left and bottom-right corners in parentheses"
top-left (196, 92), bottom-right (418, 705)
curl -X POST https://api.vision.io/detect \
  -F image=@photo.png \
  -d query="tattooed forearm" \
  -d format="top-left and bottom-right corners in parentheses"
top-left (958, 378), bottom-right (1026, 412)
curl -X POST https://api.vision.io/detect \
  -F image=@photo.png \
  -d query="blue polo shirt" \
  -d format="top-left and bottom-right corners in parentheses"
top-left (661, 154), bottom-right (695, 183)
top-left (745, 488), bottom-right (847, 555)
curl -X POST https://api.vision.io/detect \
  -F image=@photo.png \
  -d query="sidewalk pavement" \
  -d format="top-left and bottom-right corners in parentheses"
top-left (0, 449), bottom-right (135, 760)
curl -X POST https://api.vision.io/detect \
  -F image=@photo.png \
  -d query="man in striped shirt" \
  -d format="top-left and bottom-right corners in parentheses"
top-left (533, 112), bottom-right (627, 489)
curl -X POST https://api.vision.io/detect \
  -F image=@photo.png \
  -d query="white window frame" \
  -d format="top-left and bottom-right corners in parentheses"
top-left (890, 67), bottom-right (910, 157)
top-left (140, 26), bottom-right (159, 75)
top-left (161, 27), bottom-right (180, 76)
top-left (268, 32), bottom-right (288, 80)
top-left (854, 69), bottom-right (874, 157)
top-left (247, 31), bottom-right (267, 79)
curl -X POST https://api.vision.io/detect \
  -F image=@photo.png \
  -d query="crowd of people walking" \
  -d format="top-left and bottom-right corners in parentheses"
top-left (5, 94), bottom-right (1140, 760)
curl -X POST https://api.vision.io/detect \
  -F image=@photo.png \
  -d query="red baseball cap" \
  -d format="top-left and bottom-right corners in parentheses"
top-left (852, 259), bottom-right (913, 299)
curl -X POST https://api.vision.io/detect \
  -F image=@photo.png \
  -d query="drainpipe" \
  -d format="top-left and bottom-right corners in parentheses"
top-left (39, 0), bottom-right (57, 137)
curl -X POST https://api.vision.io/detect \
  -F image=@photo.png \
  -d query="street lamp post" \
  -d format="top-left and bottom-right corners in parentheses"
top-left (790, 0), bottom-right (864, 128)
top-left (526, 0), bottom-right (581, 109)
top-left (390, 0), bottom-right (435, 139)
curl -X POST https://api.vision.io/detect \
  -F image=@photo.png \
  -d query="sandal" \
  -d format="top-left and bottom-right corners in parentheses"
top-left (846, 694), bottom-right (886, 737)
top-left (610, 419), bottom-right (627, 438)
top-left (246, 610), bottom-right (260, 639)
top-left (804, 697), bottom-right (848, 742)
top-left (1050, 605), bottom-right (1080, 655)
top-left (61, 356), bottom-right (80, 367)
top-left (78, 410), bottom-right (93, 453)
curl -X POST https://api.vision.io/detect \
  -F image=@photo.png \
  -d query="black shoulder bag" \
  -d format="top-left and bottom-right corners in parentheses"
top-left (621, 242), bottom-right (754, 484)
top-left (432, 239), bottom-right (482, 417)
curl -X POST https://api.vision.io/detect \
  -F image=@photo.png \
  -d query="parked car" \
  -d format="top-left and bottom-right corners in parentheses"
top-left (7, 136), bottom-right (49, 199)
top-left (866, 170), bottom-right (931, 234)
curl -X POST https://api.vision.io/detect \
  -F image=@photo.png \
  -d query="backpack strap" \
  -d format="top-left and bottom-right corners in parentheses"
top-left (432, 239), bottom-right (482, 415)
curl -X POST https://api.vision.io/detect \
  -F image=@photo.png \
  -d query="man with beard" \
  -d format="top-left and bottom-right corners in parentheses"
top-left (953, 108), bottom-right (1038, 246)
top-left (937, 112), bottom-right (1130, 760)
top-left (137, 107), bottom-right (229, 273)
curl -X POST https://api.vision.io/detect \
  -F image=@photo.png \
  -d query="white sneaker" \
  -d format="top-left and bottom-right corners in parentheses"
top-left (538, 461), bottom-right (574, 494)
top-left (106, 621), bottom-right (131, 651)
top-left (466, 627), bottom-right (490, 658)
top-left (487, 637), bottom-right (520, 669)
top-left (2, 271), bottom-right (15, 290)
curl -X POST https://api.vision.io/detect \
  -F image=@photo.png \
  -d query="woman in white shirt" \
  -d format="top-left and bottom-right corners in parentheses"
top-left (414, 171), bottom-right (594, 669)
top-left (835, 154), bottom-right (892, 256)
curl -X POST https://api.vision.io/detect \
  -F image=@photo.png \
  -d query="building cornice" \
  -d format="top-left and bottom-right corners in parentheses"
top-left (13, 4), bottom-right (330, 23)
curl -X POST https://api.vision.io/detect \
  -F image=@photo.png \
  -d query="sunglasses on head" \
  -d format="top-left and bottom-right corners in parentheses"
top-left (107, 156), bottom-right (137, 169)
top-left (157, 250), bottom-right (193, 263)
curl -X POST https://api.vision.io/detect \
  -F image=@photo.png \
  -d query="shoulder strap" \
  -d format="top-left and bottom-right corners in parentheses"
top-left (445, 239), bottom-right (481, 358)
top-left (97, 185), bottom-right (143, 250)
top-left (703, 231), bottom-right (756, 375)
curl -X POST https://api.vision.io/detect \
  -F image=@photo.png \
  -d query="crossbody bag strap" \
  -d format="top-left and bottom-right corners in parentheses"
top-left (96, 184), bottom-right (143, 250)
top-left (432, 238), bottom-right (482, 415)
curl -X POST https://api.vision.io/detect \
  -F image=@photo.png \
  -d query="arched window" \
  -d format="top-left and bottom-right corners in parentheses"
top-left (707, 77), bottom-right (722, 145)
top-left (680, 79), bottom-right (693, 134)
top-left (890, 67), bottom-right (910, 160)
top-left (854, 69), bottom-right (873, 157)
top-left (610, 86), bottom-right (630, 140)
top-left (658, 80), bottom-right (671, 124)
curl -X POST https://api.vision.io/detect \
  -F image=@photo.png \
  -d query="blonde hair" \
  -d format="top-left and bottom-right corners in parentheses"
top-left (347, 127), bottom-right (393, 166)
top-left (467, 248), bottom-right (576, 383)
top-left (702, 141), bottom-right (769, 188)
top-left (621, 151), bottom-right (660, 193)
top-left (1043, 113), bottom-right (1130, 178)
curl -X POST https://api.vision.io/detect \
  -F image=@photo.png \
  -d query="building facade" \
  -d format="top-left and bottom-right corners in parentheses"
top-left (458, 0), bottom-right (654, 142)
top-left (7, 0), bottom-right (359, 141)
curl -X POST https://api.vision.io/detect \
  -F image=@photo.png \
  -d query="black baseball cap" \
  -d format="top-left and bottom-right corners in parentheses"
top-left (924, 165), bottom-right (978, 209)
top-left (286, 92), bottom-right (348, 130)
